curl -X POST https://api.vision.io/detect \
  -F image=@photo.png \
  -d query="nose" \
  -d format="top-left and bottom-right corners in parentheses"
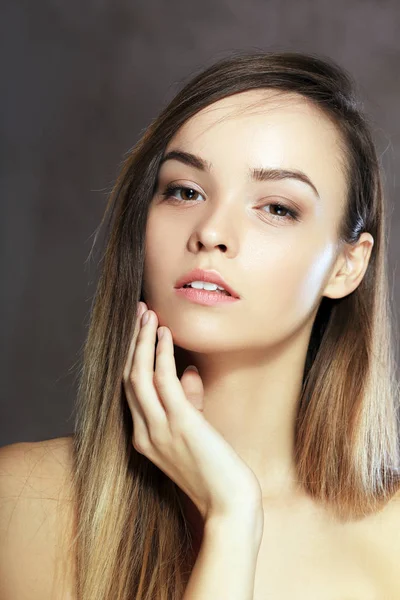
top-left (189, 202), bottom-right (240, 257)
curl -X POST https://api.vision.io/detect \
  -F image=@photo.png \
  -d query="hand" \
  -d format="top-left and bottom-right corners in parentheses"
top-left (123, 302), bottom-right (263, 522)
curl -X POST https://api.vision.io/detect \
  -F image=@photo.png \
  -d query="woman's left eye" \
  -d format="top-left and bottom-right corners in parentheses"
top-left (160, 184), bottom-right (299, 222)
top-left (260, 202), bottom-right (299, 222)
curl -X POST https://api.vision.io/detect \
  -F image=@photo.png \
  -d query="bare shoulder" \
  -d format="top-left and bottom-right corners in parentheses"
top-left (380, 485), bottom-right (400, 544)
top-left (351, 486), bottom-right (400, 596)
top-left (376, 487), bottom-right (400, 595)
top-left (0, 436), bottom-right (77, 599)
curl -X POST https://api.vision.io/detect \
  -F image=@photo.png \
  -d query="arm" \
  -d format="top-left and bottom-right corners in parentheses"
top-left (183, 508), bottom-right (264, 600)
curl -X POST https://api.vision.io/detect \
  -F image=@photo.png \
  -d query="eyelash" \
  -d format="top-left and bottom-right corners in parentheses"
top-left (160, 184), bottom-right (300, 223)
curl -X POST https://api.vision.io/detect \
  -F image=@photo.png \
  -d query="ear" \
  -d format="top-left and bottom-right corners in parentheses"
top-left (322, 232), bottom-right (374, 300)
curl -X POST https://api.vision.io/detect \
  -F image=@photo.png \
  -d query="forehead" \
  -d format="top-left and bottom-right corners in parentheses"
top-left (164, 90), bottom-right (348, 207)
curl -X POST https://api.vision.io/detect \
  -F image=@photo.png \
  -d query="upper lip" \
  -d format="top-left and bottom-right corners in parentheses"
top-left (174, 268), bottom-right (240, 298)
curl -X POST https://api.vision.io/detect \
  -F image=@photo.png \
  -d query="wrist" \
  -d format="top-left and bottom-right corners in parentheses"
top-left (205, 506), bottom-right (264, 545)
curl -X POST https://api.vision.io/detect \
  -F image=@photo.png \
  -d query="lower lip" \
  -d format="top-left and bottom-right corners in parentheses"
top-left (175, 287), bottom-right (239, 306)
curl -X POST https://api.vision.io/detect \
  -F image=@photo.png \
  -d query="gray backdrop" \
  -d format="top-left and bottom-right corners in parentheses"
top-left (2, 0), bottom-right (399, 447)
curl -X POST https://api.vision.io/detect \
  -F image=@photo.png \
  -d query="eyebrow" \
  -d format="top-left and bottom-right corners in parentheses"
top-left (159, 149), bottom-right (321, 200)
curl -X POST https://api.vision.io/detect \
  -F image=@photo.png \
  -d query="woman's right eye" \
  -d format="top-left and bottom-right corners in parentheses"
top-left (161, 184), bottom-right (204, 202)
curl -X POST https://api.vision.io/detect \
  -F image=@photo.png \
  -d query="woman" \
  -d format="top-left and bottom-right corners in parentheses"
top-left (1, 50), bottom-right (400, 599)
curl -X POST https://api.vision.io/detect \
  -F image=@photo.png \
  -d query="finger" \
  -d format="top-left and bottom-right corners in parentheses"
top-left (130, 310), bottom-right (168, 426)
top-left (123, 303), bottom-right (150, 448)
top-left (129, 392), bottom-right (149, 453)
top-left (153, 325), bottom-right (198, 421)
top-left (123, 302), bottom-right (147, 381)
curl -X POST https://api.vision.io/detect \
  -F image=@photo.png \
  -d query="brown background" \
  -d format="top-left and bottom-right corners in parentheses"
top-left (1, 0), bottom-right (399, 447)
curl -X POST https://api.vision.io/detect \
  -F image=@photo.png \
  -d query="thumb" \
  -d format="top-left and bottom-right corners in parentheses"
top-left (180, 366), bottom-right (204, 412)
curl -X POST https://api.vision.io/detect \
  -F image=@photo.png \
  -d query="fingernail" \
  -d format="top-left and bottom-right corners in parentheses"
top-left (185, 365), bottom-right (198, 373)
top-left (142, 310), bottom-right (150, 325)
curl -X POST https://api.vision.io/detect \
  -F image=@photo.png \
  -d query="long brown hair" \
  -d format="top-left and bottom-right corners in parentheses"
top-left (62, 50), bottom-right (400, 599)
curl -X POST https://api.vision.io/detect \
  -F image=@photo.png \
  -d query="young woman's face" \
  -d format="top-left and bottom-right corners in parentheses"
top-left (143, 90), bottom-right (347, 355)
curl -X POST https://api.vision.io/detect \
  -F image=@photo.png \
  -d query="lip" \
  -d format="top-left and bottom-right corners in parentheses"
top-left (174, 268), bottom-right (240, 299)
top-left (175, 287), bottom-right (239, 306)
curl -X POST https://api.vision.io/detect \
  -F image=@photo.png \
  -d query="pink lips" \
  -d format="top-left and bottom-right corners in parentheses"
top-left (174, 287), bottom-right (239, 306)
top-left (174, 268), bottom-right (240, 299)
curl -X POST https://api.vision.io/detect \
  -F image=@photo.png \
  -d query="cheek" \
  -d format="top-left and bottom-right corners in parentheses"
top-left (143, 217), bottom-right (180, 296)
top-left (145, 209), bottom-right (181, 256)
top-left (252, 242), bottom-right (335, 321)
top-left (298, 246), bottom-right (336, 306)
